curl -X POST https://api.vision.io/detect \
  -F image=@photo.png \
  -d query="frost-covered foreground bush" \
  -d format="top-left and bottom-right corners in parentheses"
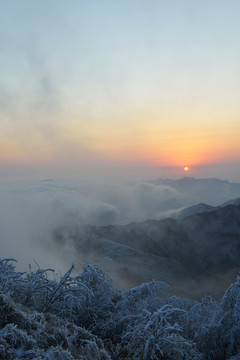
top-left (0, 258), bottom-right (240, 359)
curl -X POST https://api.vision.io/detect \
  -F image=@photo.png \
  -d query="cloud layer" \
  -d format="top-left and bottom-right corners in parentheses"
top-left (1, 177), bottom-right (240, 276)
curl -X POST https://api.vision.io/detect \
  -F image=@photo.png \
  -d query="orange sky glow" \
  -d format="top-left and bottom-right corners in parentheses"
top-left (1, 1), bottom-right (240, 182)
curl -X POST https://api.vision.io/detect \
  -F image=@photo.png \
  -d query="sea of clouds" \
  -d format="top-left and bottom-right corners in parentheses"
top-left (0, 177), bottom-right (239, 274)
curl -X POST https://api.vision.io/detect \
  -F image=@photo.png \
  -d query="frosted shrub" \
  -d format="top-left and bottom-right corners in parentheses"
top-left (121, 304), bottom-right (201, 360)
top-left (0, 258), bottom-right (26, 299)
top-left (0, 323), bottom-right (36, 359)
top-left (122, 281), bottom-right (170, 311)
top-left (98, 281), bottom-right (171, 343)
top-left (1, 257), bottom-right (240, 359)
top-left (183, 296), bottom-right (218, 338)
top-left (195, 278), bottom-right (240, 359)
top-left (76, 264), bottom-right (121, 331)
top-left (45, 345), bottom-right (75, 360)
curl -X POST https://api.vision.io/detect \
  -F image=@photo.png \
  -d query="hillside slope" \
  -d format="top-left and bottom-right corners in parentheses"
top-left (54, 204), bottom-right (240, 300)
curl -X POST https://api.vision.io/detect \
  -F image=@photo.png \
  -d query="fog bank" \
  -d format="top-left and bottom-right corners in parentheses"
top-left (0, 177), bottom-right (240, 284)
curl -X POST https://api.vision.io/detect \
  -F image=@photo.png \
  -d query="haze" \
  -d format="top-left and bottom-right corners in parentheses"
top-left (0, 1), bottom-right (240, 182)
top-left (1, 1), bottom-right (240, 295)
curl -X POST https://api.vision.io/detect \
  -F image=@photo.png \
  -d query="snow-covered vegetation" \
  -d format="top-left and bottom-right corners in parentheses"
top-left (1, 258), bottom-right (240, 359)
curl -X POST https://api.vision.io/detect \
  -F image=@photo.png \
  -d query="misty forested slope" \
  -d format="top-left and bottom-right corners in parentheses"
top-left (54, 203), bottom-right (240, 300)
top-left (1, 258), bottom-right (240, 359)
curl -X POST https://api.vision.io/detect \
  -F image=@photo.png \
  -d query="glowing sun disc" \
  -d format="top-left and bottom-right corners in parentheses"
top-left (184, 166), bottom-right (189, 171)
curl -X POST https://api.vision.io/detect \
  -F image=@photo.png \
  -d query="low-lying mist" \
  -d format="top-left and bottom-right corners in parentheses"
top-left (0, 179), bottom-right (181, 268)
top-left (1, 176), bottom-right (240, 299)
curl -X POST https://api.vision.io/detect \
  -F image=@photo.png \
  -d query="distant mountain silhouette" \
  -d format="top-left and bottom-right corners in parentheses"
top-left (173, 203), bottom-right (216, 219)
top-left (147, 177), bottom-right (240, 206)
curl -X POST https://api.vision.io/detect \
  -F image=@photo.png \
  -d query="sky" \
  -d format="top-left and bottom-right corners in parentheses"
top-left (1, 0), bottom-right (240, 182)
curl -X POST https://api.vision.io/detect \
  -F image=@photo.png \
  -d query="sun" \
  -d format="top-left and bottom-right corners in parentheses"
top-left (184, 166), bottom-right (189, 172)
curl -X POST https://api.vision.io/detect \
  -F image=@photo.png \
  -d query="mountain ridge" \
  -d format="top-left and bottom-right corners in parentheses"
top-left (53, 202), bottom-right (240, 300)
